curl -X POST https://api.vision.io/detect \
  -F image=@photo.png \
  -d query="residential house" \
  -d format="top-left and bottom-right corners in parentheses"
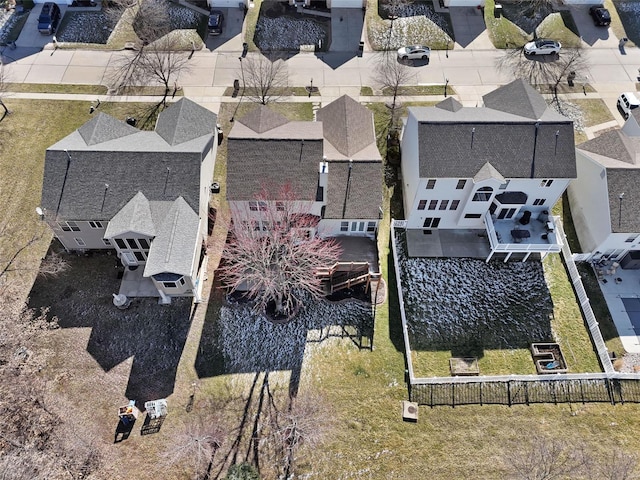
top-left (567, 112), bottom-right (640, 265)
top-left (39, 99), bottom-right (218, 303)
top-left (399, 79), bottom-right (576, 262)
top-left (225, 95), bottom-right (382, 288)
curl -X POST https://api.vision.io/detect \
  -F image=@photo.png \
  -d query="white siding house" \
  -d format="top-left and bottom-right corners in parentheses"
top-left (568, 111), bottom-right (640, 264)
top-left (400, 80), bottom-right (577, 262)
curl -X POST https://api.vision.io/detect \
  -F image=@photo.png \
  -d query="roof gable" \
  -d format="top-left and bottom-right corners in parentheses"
top-left (155, 98), bottom-right (218, 146)
top-left (78, 113), bottom-right (139, 146)
top-left (317, 95), bottom-right (375, 157)
top-left (238, 105), bottom-right (289, 133)
top-left (435, 97), bottom-right (463, 112)
top-left (473, 162), bottom-right (505, 183)
top-left (104, 191), bottom-right (155, 238)
top-left (482, 79), bottom-right (548, 120)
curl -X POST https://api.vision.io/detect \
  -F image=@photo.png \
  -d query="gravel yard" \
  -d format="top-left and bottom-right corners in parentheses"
top-left (254, 2), bottom-right (329, 51)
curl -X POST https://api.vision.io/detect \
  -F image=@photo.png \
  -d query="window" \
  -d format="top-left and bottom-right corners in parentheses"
top-left (262, 222), bottom-right (270, 231)
top-left (134, 251), bottom-right (146, 262)
top-left (75, 238), bottom-right (86, 246)
top-left (499, 180), bottom-right (510, 190)
top-left (126, 238), bottom-right (138, 249)
top-left (418, 200), bottom-right (427, 210)
top-left (115, 238), bottom-right (127, 249)
top-left (625, 235), bottom-right (638, 243)
top-left (464, 214), bottom-right (482, 219)
top-left (89, 221), bottom-right (103, 229)
top-left (249, 201), bottom-right (258, 211)
top-left (426, 179), bottom-right (436, 189)
top-left (58, 221), bottom-right (80, 232)
top-left (258, 201), bottom-right (268, 211)
top-left (340, 221), bottom-right (349, 232)
top-left (450, 200), bottom-right (460, 210)
top-left (276, 202), bottom-right (285, 211)
top-left (533, 198), bottom-right (546, 206)
top-left (472, 187), bottom-right (493, 202)
top-left (163, 281), bottom-right (177, 289)
top-left (428, 200), bottom-right (438, 210)
top-left (423, 217), bottom-right (440, 228)
top-left (498, 208), bottom-right (516, 219)
top-left (439, 200), bottom-right (449, 210)
top-left (253, 221), bottom-right (260, 231)
top-left (540, 179), bottom-right (554, 187)
top-left (103, 239), bottom-right (111, 246)
top-left (366, 222), bottom-right (376, 233)
top-left (350, 221), bottom-right (365, 232)
top-left (456, 179), bottom-right (466, 190)
top-left (422, 230), bottom-right (432, 235)
top-left (139, 238), bottom-right (150, 250)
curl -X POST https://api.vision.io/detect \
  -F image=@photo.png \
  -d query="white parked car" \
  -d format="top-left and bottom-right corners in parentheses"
top-left (618, 92), bottom-right (640, 119)
top-left (523, 39), bottom-right (561, 55)
top-left (397, 45), bottom-right (431, 61)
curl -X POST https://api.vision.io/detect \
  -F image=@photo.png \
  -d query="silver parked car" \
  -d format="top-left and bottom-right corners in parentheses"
top-left (523, 39), bottom-right (561, 55)
top-left (397, 45), bottom-right (431, 61)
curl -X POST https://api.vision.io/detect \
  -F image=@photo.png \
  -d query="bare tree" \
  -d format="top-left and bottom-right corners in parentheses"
top-left (240, 54), bottom-right (288, 105)
top-left (506, 436), bottom-right (589, 480)
top-left (594, 450), bottom-right (639, 480)
top-left (220, 185), bottom-right (342, 318)
top-left (108, 0), bottom-right (192, 113)
top-left (165, 418), bottom-right (225, 480)
top-left (497, 47), bottom-right (588, 107)
top-left (0, 61), bottom-right (11, 120)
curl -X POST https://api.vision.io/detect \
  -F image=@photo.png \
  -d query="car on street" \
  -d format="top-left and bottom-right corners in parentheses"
top-left (397, 45), bottom-right (431, 61)
top-left (523, 39), bottom-right (561, 55)
top-left (617, 92), bottom-right (640, 119)
top-left (37, 2), bottom-right (61, 35)
top-left (208, 9), bottom-right (224, 36)
top-left (589, 5), bottom-right (611, 26)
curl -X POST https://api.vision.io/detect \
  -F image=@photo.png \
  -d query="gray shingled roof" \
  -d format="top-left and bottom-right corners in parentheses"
top-left (325, 160), bottom-right (382, 219)
top-left (226, 138), bottom-right (324, 201)
top-left (316, 95), bottom-right (375, 157)
top-left (104, 191), bottom-right (155, 238)
top-left (436, 97), bottom-right (463, 112)
top-left (577, 130), bottom-right (640, 233)
top-left (238, 105), bottom-right (289, 133)
top-left (41, 99), bottom-right (215, 221)
top-left (144, 197), bottom-right (199, 277)
top-left (483, 79), bottom-right (548, 120)
top-left (156, 98), bottom-right (218, 146)
top-left (78, 113), bottom-right (139, 146)
top-left (407, 82), bottom-right (576, 179)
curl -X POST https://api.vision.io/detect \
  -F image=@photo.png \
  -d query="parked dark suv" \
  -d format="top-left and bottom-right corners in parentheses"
top-left (589, 5), bottom-right (611, 26)
top-left (208, 9), bottom-right (224, 36)
top-left (38, 2), bottom-right (61, 35)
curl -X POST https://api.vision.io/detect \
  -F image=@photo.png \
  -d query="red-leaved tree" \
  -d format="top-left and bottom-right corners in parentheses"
top-left (220, 185), bottom-right (342, 319)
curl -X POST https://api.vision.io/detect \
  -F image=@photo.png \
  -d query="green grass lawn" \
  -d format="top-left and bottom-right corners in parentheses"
top-left (2, 97), bottom-right (639, 479)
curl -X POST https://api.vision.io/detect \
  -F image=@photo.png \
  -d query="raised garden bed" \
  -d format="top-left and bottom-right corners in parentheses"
top-left (531, 342), bottom-right (567, 374)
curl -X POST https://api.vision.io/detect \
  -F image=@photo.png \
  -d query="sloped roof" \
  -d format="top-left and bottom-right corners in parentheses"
top-left (436, 97), bottom-right (463, 112)
top-left (577, 130), bottom-right (640, 233)
top-left (473, 162), bottom-right (505, 184)
top-left (405, 81), bottom-right (576, 180)
top-left (324, 160), bottom-right (382, 219)
top-left (104, 191), bottom-right (155, 238)
top-left (238, 105), bottom-right (289, 133)
top-left (482, 79), bottom-right (548, 120)
top-left (155, 98), bottom-right (218, 146)
top-left (41, 99), bottom-right (215, 221)
top-left (144, 197), bottom-right (199, 277)
top-left (316, 95), bottom-right (375, 157)
top-left (78, 113), bottom-right (139, 146)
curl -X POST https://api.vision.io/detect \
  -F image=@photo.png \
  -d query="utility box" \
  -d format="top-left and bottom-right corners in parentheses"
top-left (494, 3), bottom-right (502, 18)
top-left (567, 71), bottom-right (576, 87)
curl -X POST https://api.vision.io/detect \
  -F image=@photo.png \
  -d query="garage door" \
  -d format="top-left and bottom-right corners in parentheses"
top-left (329, 0), bottom-right (362, 8)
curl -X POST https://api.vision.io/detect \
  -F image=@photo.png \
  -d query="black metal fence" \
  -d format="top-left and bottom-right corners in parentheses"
top-left (410, 377), bottom-right (640, 407)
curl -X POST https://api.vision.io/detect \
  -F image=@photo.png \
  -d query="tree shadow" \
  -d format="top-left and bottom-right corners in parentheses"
top-left (27, 248), bottom-right (193, 407)
top-left (194, 277), bottom-right (374, 398)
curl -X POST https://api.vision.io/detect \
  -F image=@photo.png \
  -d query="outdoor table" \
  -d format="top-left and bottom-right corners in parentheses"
top-left (511, 229), bottom-right (530, 242)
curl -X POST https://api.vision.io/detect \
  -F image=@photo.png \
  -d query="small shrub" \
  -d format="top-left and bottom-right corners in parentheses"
top-left (225, 462), bottom-right (260, 480)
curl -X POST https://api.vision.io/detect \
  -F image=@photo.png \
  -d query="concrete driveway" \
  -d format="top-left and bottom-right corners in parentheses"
top-left (329, 8), bottom-right (363, 52)
top-left (448, 6), bottom-right (492, 50)
top-left (204, 5), bottom-right (246, 53)
top-left (568, 4), bottom-right (621, 48)
top-left (15, 2), bottom-right (66, 49)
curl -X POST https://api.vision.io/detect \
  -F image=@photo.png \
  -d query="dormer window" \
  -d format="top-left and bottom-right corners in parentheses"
top-left (472, 186), bottom-right (493, 201)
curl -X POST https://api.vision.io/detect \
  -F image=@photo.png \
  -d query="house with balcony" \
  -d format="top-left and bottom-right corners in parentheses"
top-left (39, 99), bottom-right (218, 303)
top-left (399, 79), bottom-right (576, 262)
top-left (567, 115), bottom-right (640, 266)
top-left (225, 95), bottom-right (382, 291)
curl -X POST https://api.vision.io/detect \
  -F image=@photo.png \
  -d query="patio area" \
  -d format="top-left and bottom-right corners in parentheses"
top-left (594, 260), bottom-right (640, 353)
